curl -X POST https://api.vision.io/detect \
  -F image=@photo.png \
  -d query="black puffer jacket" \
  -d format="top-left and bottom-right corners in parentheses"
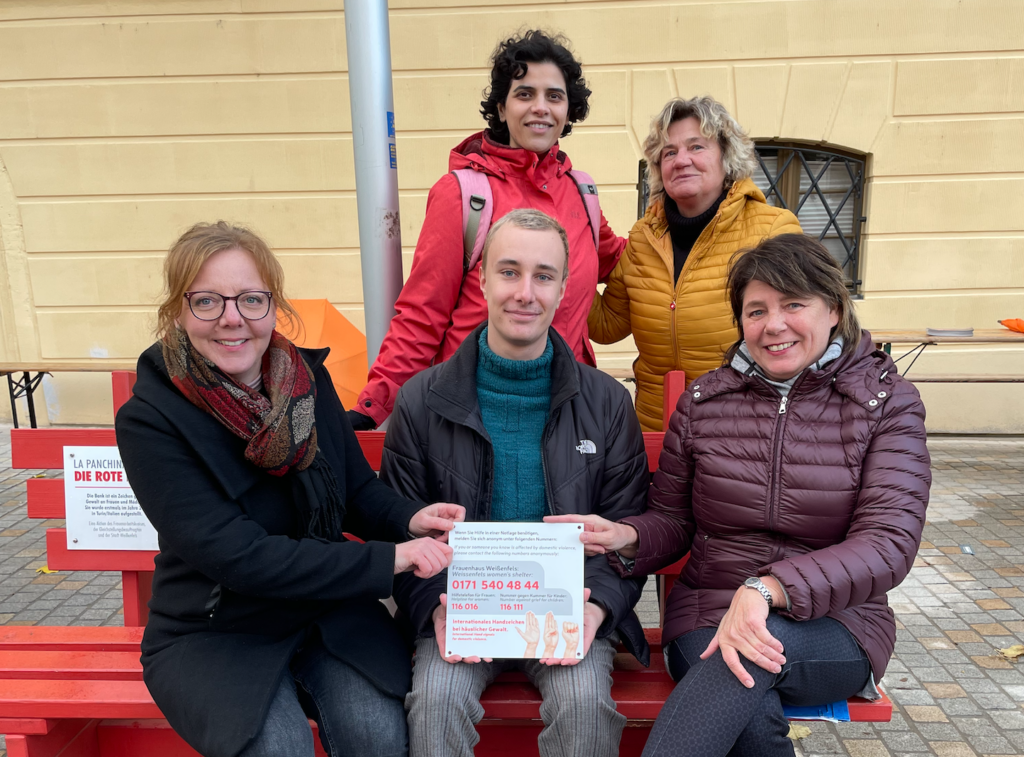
top-left (381, 324), bottom-right (651, 664)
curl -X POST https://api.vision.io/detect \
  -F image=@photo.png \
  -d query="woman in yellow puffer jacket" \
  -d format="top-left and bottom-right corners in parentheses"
top-left (589, 96), bottom-right (801, 430)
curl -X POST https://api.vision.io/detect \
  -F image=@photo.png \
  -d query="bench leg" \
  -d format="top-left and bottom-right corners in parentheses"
top-left (7, 374), bottom-right (19, 429)
top-left (24, 372), bottom-right (39, 429)
top-left (122, 571), bottom-right (153, 627)
top-left (5, 719), bottom-right (99, 757)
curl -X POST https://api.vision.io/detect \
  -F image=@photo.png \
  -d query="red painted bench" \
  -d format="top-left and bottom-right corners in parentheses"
top-left (0, 370), bottom-right (891, 756)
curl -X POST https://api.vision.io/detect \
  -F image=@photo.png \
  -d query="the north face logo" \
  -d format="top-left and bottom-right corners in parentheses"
top-left (576, 440), bottom-right (596, 455)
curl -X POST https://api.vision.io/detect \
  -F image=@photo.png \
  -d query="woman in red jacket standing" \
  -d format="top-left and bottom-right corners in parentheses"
top-left (548, 234), bottom-right (931, 756)
top-left (348, 30), bottom-right (625, 430)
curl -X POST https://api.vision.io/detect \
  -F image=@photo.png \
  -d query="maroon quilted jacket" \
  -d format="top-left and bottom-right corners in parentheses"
top-left (617, 332), bottom-right (930, 681)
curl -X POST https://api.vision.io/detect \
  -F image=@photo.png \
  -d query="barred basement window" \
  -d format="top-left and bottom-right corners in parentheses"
top-left (637, 144), bottom-right (866, 294)
top-left (753, 144), bottom-right (865, 294)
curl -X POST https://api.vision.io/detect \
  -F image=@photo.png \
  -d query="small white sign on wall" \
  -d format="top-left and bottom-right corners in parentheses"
top-left (63, 446), bottom-right (158, 551)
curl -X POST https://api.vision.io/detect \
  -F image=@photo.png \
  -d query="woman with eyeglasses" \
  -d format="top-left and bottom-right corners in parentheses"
top-left (115, 221), bottom-right (465, 757)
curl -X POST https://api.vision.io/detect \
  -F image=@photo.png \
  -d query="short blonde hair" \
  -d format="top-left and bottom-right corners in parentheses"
top-left (643, 96), bottom-right (758, 206)
top-left (482, 208), bottom-right (570, 281)
top-left (156, 221), bottom-right (301, 343)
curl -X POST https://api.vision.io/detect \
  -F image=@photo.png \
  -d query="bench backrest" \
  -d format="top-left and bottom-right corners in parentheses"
top-left (12, 370), bottom-right (687, 626)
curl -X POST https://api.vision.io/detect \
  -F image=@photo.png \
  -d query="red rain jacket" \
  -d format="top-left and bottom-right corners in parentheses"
top-left (355, 131), bottom-right (626, 425)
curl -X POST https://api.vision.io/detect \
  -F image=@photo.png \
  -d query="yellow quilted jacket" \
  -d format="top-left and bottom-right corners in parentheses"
top-left (589, 178), bottom-right (801, 431)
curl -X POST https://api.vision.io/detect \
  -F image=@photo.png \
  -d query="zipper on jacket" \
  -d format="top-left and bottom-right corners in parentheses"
top-left (696, 533), bottom-right (710, 587)
top-left (480, 440), bottom-right (495, 521)
top-left (540, 416), bottom-right (557, 515)
top-left (766, 395), bottom-right (791, 531)
top-left (670, 212), bottom-right (721, 386)
top-left (669, 299), bottom-right (679, 379)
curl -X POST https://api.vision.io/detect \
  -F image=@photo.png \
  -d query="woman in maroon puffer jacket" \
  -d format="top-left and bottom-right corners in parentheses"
top-left (548, 234), bottom-right (930, 756)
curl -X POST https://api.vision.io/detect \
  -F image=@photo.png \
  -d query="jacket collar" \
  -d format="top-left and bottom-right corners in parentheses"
top-left (645, 176), bottom-right (766, 239)
top-left (131, 342), bottom-right (331, 500)
top-left (426, 323), bottom-right (580, 433)
top-left (448, 130), bottom-right (570, 185)
top-left (694, 331), bottom-right (897, 412)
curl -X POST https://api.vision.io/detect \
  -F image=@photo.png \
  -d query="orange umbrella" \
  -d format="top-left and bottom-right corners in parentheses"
top-left (999, 319), bottom-right (1024, 334)
top-left (279, 299), bottom-right (368, 410)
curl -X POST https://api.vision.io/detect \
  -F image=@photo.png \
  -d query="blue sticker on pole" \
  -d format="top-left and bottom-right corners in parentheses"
top-left (387, 112), bottom-right (395, 137)
top-left (390, 143), bottom-right (397, 169)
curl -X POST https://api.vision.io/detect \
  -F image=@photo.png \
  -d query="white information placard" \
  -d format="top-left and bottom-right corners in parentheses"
top-left (63, 446), bottom-right (158, 551)
top-left (446, 522), bottom-right (585, 660)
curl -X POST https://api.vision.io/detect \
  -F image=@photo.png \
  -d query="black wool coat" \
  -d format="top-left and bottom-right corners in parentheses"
top-left (115, 344), bottom-right (423, 757)
top-left (380, 325), bottom-right (651, 665)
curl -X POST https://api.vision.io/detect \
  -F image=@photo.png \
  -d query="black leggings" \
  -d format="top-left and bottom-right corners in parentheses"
top-left (642, 614), bottom-right (872, 757)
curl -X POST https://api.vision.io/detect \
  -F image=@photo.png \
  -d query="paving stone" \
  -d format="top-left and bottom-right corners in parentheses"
top-left (878, 730), bottom-right (928, 751)
top-left (924, 682), bottom-right (968, 698)
top-left (891, 689), bottom-right (935, 705)
top-left (988, 709), bottom-right (1024, 729)
top-left (914, 723), bottom-right (963, 741)
top-left (971, 655), bottom-right (1014, 669)
top-left (938, 698), bottom-right (983, 716)
top-left (971, 693), bottom-right (1018, 710)
top-left (952, 717), bottom-right (1001, 736)
top-left (843, 740), bottom-right (892, 756)
top-left (902, 705), bottom-right (949, 722)
top-left (956, 679), bottom-right (1001, 694)
top-left (986, 667), bottom-right (1024, 683)
top-left (929, 743), bottom-right (978, 757)
top-left (963, 733), bottom-right (1016, 753)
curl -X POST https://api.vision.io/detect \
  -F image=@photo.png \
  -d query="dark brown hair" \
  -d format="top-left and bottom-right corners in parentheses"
top-left (725, 233), bottom-right (860, 363)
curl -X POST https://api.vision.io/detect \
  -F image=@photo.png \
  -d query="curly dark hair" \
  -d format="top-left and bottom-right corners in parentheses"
top-left (480, 30), bottom-right (591, 143)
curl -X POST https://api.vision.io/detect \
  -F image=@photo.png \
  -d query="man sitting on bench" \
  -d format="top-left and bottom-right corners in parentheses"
top-left (380, 208), bottom-right (649, 757)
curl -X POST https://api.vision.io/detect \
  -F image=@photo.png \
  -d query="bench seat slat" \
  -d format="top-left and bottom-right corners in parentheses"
top-left (0, 628), bottom-right (142, 653)
top-left (0, 718), bottom-right (55, 735)
top-left (0, 652), bottom-right (141, 681)
top-left (0, 680), bottom-right (162, 720)
top-left (11, 429), bottom-right (117, 469)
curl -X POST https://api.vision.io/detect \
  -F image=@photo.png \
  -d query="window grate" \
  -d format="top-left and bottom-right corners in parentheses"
top-left (752, 145), bottom-right (865, 294)
top-left (637, 145), bottom-right (866, 294)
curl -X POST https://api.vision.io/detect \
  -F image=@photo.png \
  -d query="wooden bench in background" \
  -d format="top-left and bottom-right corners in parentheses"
top-left (1, 362), bottom-right (139, 430)
top-left (0, 370), bottom-right (891, 757)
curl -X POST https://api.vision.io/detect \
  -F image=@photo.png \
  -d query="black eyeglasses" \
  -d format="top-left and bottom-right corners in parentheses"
top-left (183, 291), bottom-right (274, 321)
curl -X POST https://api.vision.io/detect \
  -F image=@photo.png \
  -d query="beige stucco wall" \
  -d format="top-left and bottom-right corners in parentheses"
top-left (0, 0), bottom-right (1021, 431)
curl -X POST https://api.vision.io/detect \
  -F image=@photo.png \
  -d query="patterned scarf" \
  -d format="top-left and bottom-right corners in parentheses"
top-left (162, 327), bottom-right (343, 539)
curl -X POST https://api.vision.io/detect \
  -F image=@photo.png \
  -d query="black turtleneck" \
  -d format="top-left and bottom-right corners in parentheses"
top-left (664, 189), bottom-right (728, 285)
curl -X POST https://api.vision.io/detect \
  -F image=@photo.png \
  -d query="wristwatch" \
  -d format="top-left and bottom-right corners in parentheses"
top-left (743, 577), bottom-right (774, 609)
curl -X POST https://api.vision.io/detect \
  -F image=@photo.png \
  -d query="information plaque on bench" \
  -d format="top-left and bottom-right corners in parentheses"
top-left (446, 522), bottom-right (584, 660)
top-left (63, 445), bottom-right (158, 551)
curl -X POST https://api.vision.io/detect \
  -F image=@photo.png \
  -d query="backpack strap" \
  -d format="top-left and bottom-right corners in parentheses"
top-left (568, 169), bottom-right (602, 251)
top-left (451, 168), bottom-right (493, 275)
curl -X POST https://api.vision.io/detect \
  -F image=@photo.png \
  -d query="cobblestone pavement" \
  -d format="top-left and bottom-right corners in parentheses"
top-left (2, 426), bottom-right (1024, 756)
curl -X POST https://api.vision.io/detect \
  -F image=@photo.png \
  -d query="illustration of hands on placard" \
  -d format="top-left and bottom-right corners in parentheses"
top-left (446, 522), bottom-right (585, 660)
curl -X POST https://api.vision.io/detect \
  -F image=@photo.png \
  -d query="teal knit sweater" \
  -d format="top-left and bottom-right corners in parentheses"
top-left (476, 328), bottom-right (553, 522)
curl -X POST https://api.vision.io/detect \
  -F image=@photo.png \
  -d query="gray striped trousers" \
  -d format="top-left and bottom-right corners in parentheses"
top-left (406, 636), bottom-right (624, 757)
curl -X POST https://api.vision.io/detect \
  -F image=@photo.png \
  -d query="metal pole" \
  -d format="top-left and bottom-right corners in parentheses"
top-left (344, 0), bottom-right (404, 365)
